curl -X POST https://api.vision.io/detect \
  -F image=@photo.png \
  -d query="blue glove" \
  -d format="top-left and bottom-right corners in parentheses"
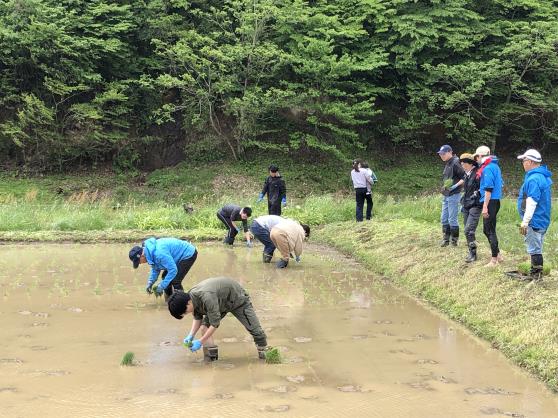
top-left (246, 240), bottom-right (253, 248)
top-left (295, 255), bottom-right (301, 263)
top-left (190, 340), bottom-right (202, 352)
top-left (281, 197), bottom-right (287, 206)
top-left (257, 193), bottom-right (264, 203)
top-left (155, 284), bottom-right (164, 296)
top-left (183, 334), bottom-right (193, 346)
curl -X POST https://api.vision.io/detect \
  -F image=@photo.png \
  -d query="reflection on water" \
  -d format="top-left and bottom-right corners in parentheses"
top-left (0, 243), bottom-right (557, 417)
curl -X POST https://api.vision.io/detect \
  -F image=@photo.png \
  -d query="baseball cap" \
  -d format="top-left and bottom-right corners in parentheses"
top-left (437, 145), bottom-right (452, 154)
top-left (517, 149), bottom-right (542, 163)
top-left (459, 153), bottom-right (475, 164)
top-left (129, 246), bottom-right (143, 269)
top-left (268, 164), bottom-right (279, 172)
top-left (474, 145), bottom-right (490, 157)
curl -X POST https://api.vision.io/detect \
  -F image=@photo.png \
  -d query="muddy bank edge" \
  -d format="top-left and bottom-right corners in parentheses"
top-left (315, 219), bottom-right (558, 392)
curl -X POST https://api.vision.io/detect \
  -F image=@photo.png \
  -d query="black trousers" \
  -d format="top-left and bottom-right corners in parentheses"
top-left (482, 200), bottom-right (500, 257)
top-left (268, 201), bottom-right (281, 216)
top-left (365, 192), bottom-right (373, 220)
top-left (217, 211), bottom-right (238, 243)
top-left (161, 250), bottom-right (198, 296)
top-left (355, 188), bottom-right (367, 222)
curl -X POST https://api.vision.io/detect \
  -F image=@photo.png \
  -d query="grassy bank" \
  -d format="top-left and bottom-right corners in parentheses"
top-left (315, 218), bottom-right (558, 391)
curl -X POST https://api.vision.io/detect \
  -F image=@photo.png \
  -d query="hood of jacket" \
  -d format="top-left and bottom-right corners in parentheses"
top-left (143, 237), bottom-right (157, 265)
top-left (526, 165), bottom-right (553, 184)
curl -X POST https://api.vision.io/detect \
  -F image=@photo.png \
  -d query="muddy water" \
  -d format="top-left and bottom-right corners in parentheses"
top-left (1, 243), bottom-right (557, 418)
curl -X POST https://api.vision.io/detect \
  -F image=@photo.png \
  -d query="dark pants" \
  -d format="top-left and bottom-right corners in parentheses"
top-left (463, 206), bottom-right (481, 243)
top-left (202, 299), bottom-right (267, 347)
top-left (365, 192), bottom-right (373, 220)
top-left (250, 221), bottom-right (276, 255)
top-left (268, 201), bottom-right (281, 216)
top-left (355, 187), bottom-right (367, 222)
top-left (483, 199), bottom-right (500, 257)
top-left (217, 211), bottom-right (238, 244)
top-left (161, 250), bottom-right (198, 297)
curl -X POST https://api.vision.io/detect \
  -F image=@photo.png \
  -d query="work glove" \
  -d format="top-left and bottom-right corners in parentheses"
top-left (154, 284), bottom-right (164, 297)
top-left (246, 240), bottom-right (253, 248)
top-left (519, 222), bottom-right (528, 236)
top-left (235, 226), bottom-right (241, 233)
top-left (257, 193), bottom-right (264, 203)
top-left (190, 340), bottom-right (202, 352)
top-left (281, 197), bottom-right (287, 206)
top-left (145, 283), bottom-right (153, 294)
top-left (295, 256), bottom-right (301, 263)
top-left (449, 184), bottom-right (459, 192)
top-left (183, 334), bottom-right (193, 347)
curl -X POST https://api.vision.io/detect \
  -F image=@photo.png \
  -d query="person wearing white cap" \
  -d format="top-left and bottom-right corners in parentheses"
top-left (516, 149), bottom-right (552, 280)
top-left (474, 145), bottom-right (504, 266)
top-left (437, 144), bottom-right (465, 246)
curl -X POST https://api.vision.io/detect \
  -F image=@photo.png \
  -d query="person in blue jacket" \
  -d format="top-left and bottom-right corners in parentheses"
top-left (129, 237), bottom-right (198, 300)
top-left (474, 145), bottom-right (504, 266)
top-left (516, 149), bottom-right (552, 280)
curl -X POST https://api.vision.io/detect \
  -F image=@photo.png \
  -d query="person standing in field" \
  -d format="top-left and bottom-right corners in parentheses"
top-left (360, 161), bottom-right (378, 219)
top-left (350, 159), bottom-right (373, 222)
top-left (460, 153), bottom-right (482, 262)
top-left (437, 145), bottom-right (465, 246)
top-left (474, 145), bottom-right (504, 266)
top-left (129, 237), bottom-right (198, 300)
top-left (250, 214), bottom-right (284, 263)
top-left (516, 149), bottom-right (552, 281)
top-left (258, 165), bottom-right (287, 216)
top-left (270, 219), bottom-right (310, 269)
top-left (216, 204), bottom-right (252, 246)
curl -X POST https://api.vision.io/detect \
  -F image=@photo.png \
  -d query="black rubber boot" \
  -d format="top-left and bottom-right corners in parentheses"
top-left (203, 345), bottom-right (219, 362)
top-left (257, 346), bottom-right (269, 360)
top-left (276, 259), bottom-right (288, 269)
top-left (530, 254), bottom-right (544, 281)
top-left (262, 253), bottom-right (273, 263)
top-left (450, 226), bottom-right (459, 246)
top-left (440, 225), bottom-right (450, 247)
top-left (465, 241), bottom-right (477, 263)
top-left (223, 236), bottom-right (234, 245)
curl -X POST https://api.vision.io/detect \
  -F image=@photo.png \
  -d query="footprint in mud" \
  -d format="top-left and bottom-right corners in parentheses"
top-left (0, 358), bottom-right (23, 365)
top-left (465, 387), bottom-right (519, 396)
top-left (294, 337), bottom-right (312, 343)
top-left (156, 388), bottom-right (179, 395)
top-left (416, 359), bottom-right (439, 365)
top-left (337, 385), bottom-right (370, 393)
top-left (31, 322), bottom-right (49, 327)
top-left (268, 385), bottom-right (297, 393)
top-left (480, 407), bottom-right (525, 417)
top-left (437, 375), bottom-right (457, 384)
top-left (405, 381), bottom-right (436, 391)
top-left (67, 307), bottom-right (83, 313)
top-left (374, 320), bottom-right (393, 325)
top-left (381, 331), bottom-right (396, 337)
top-left (0, 387), bottom-right (17, 393)
top-left (389, 349), bottom-right (415, 355)
top-left (259, 405), bottom-right (290, 413)
top-left (18, 310), bottom-right (32, 315)
top-left (283, 356), bottom-right (304, 364)
top-left (214, 393), bottom-right (234, 400)
top-left (351, 335), bottom-right (368, 340)
top-left (221, 337), bottom-right (238, 343)
top-left (286, 375), bottom-right (305, 384)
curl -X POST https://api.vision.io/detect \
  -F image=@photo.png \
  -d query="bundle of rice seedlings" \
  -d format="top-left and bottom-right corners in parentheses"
top-left (183, 341), bottom-right (193, 348)
top-left (443, 179), bottom-right (453, 189)
top-left (265, 347), bottom-right (281, 364)
top-left (518, 262), bottom-right (551, 276)
top-left (121, 351), bottom-right (135, 366)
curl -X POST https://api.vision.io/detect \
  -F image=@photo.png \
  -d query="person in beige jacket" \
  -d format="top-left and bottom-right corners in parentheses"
top-left (270, 219), bottom-right (310, 268)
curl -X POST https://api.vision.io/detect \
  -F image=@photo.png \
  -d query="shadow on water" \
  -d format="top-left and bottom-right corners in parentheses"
top-left (0, 242), bottom-right (557, 417)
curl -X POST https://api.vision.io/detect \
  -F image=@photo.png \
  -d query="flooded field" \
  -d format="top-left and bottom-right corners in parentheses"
top-left (1, 243), bottom-right (557, 417)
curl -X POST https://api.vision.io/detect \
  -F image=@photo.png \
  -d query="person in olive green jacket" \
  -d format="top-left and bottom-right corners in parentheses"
top-left (167, 277), bottom-right (268, 360)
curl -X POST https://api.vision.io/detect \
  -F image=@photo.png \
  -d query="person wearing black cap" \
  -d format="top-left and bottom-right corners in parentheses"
top-left (216, 204), bottom-right (252, 246)
top-left (129, 237), bottom-right (198, 299)
top-left (257, 165), bottom-right (287, 216)
top-left (437, 145), bottom-right (465, 246)
top-left (460, 153), bottom-right (482, 262)
top-left (167, 277), bottom-right (269, 360)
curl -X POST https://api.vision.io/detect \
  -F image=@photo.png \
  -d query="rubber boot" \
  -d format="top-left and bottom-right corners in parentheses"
top-left (276, 259), bottom-right (288, 269)
top-left (465, 241), bottom-right (477, 263)
top-left (530, 254), bottom-right (544, 281)
top-left (262, 252), bottom-right (273, 263)
top-left (257, 346), bottom-right (269, 360)
top-left (450, 226), bottom-right (459, 246)
top-left (440, 225), bottom-right (450, 247)
top-left (223, 236), bottom-right (233, 245)
top-left (203, 345), bottom-right (219, 362)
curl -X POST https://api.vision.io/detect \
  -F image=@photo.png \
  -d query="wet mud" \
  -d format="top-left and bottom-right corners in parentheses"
top-left (1, 243), bottom-right (557, 417)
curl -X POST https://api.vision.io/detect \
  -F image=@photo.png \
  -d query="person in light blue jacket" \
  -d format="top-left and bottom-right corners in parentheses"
top-left (129, 237), bottom-right (198, 299)
top-left (517, 149), bottom-right (552, 280)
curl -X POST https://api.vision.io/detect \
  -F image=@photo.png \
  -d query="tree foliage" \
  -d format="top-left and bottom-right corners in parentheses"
top-left (0, 0), bottom-right (556, 169)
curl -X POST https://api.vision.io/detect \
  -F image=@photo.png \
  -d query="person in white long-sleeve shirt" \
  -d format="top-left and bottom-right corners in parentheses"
top-left (350, 159), bottom-right (373, 222)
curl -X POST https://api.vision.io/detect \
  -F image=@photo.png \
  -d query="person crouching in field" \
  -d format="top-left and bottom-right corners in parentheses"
top-left (270, 219), bottom-right (310, 269)
top-left (437, 145), bottom-right (465, 246)
top-left (460, 153), bottom-right (482, 263)
top-left (167, 277), bottom-right (269, 360)
top-left (217, 204), bottom-right (252, 246)
top-left (517, 149), bottom-right (552, 281)
top-left (129, 237), bottom-right (198, 300)
top-left (250, 214), bottom-right (284, 263)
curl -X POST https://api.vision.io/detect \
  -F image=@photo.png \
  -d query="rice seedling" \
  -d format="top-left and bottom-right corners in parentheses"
top-left (265, 347), bottom-right (281, 364)
top-left (120, 351), bottom-right (135, 366)
top-left (517, 262), bottom-right (551, 276)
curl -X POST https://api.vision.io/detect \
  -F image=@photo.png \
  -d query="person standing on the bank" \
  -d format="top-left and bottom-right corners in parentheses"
top-left (129, 237), bottom-right (198, 300)
top-left (516, 149), bottom-right (552, 280)
top-left (460, 153), bottom-right (482, 262)
top-left (167, 277), bottom-right (269, 360)
top-left (217, 204), bottom-right (252, 246)
top-left (350, 159), bottom-right (373, 222)
top-left (474, 145), bottom-right (504, 266)
top-left (250, 214), bottom-right (284, 263)
top-left (258, 165), bottom-right (287, 216)
top-left (360, 161), bottom-right (378, 219)
top-left (270, 219), bottom-right (310, 269)
top-left (437, 145), bottom-right (465, 246)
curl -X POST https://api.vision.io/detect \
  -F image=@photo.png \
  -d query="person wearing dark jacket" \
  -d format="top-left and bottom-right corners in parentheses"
top-left (460, 153), bottom-right (482, 262)
top-left (258, 165), bottom-right (287, 216)
top-left (167, 277), bottom-right (269, 361)
top-left (438, 145), bottom-right (465, 246)
top-left (217, 204), bottom-right (252, 246)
